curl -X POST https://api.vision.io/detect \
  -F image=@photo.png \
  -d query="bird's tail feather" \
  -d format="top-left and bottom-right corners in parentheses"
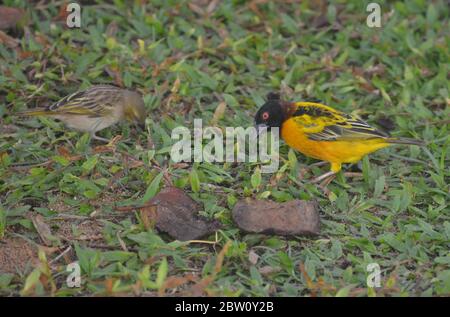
top-left (387, 137), bottom-right (424, 146)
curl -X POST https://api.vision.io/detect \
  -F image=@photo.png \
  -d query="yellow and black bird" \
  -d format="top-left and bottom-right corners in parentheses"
top-left (17, 85), bottom-right (146, 142)
top-left (255, 93), bottom-right (423, 183)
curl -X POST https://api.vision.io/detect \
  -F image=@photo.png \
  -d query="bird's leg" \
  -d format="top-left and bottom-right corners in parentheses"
top-left (318, 175), bottom-right (336, 195)
top-left (302, 161), bottom-right (328, 171)
top-left (309, 161), bottom-right (328, 168)
top-left (312, 162), bottom-right (341, 185)
top-left (90, 132), bottom-right (110, 143)
top-left (88, 119), bottom-right (111, 143)
top-left (319, 173), bottom-right (337, 187)
top-left (311, 170), bottom-right (336, 184)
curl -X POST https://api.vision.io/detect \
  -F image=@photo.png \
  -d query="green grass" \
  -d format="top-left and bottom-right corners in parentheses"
top-left (0, 0), bottom-right (449, 296)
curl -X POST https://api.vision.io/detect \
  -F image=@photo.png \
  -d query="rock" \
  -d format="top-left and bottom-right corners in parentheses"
top-left (0, 6), bottom-right (25, 30)
top-left (148, 187), bottom-right (221, 241)
top-left (232, 199), bottom-right (320, 236)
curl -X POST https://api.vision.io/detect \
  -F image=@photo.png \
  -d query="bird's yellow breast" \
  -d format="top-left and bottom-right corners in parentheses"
top-left (281, 118), bottom-right (390, 165)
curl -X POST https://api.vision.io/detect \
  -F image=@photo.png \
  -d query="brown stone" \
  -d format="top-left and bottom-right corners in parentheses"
top-left (0, 6), bottom-right (24, 30)
top-left (149, 187), bottom-right (221, 241)
top-left (232, 199), bottom-right (320, 236)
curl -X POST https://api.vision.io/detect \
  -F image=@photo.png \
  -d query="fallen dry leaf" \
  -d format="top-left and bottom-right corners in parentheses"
top-left (0, 30), bottom-right (19, 48)
top-left (258, 265), bottom-right (281, 275)
top-left (188, 2), bottom-right (205, 16)
top-left (184, 240), bottom-right (231, 296)
top-left (158, 273), bottom-right (197, 296)
top-left (57, 146), bottom-right (71, 158)
top-left (211, 101), bottom-right (226, 126)
top-left (139, 204), bottom-right (157, 230)
top-left (248, 249), bottom-right (259, 265)
top-left (299, 262), bottom-right (336, 297)
top-left (31, 214), bottom-right (58, 246)
top-left (56, 146), bottom-right (82, 162)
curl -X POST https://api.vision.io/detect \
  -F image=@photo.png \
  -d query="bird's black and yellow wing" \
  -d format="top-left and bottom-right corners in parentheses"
top-left (291, 102), bottom-right (389, 142)
top-left (47, 85), bottom-right (121, 117)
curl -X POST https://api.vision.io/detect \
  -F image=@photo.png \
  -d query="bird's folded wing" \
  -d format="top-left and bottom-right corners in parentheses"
top-left (47, 90), bottom-right (114, 117)
top-left (291, 102), bottom-right (389, 142)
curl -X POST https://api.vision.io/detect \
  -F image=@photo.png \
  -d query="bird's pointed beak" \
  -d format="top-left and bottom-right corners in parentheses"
top-left (255, 123), bottom-right (268, 136)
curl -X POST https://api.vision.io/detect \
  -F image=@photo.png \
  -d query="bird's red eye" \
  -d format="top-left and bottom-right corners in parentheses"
top-left (262, 112), bottom-right (269, 120)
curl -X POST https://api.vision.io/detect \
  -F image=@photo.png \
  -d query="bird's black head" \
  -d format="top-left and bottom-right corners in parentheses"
top-left (254, 93), bottom-right (285, 134)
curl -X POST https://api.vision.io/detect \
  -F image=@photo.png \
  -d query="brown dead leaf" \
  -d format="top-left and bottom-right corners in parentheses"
top-left (184, 241), bottom-right (231, 296)
top-left (299, 262), bottom-right (316, 296)
top-left (107, 135), bottom-right (123, 147)
top-left (188, 2), bottom-right (205, 16)
top-left (259, 266), bottom-right (281, 275)
top-left (104, 278), bottom-right (114, 295)
top-left (56, 4), bottom-right (69, 22)
top-left (19, 51), bottom-right (33, 60)
top-left (171, 162), bottom-right (190, 169)
top-left (211, 101), bottom-right (226, 126)
top-left (299, 262), bottom-right (336, 297)
top-left (35, 33), bottom-right (50, 47)
top-left (56, 146), bottom-right (82, 162)
top-left (158, 273), bottom-right (197, 296)
top-left (0, 152), bottom-right (9, 166)
top-left (0, 30), bottom-right (19, 48)
top-left (206, 0), bottom-right (220, 15)
top-left (248, 0), bottom-right (269, 18)
top-left (31, 214), bottom-right (57, 246)
top-left (365, 63), bottom-right (386, 76)
top-left (359, 81), bottom-right (377, 93)
top-left (171, 76), bottom-right (181, 94)
top-left (92, 136), bottom-right (121, 154)
top-left (248, 249), bottom-right (259, 265)
top-left (140, 205), bottom-right (157, 230)
top-left (57, 146), bottom-right (71, 158)
top-left (92, 145), bottom-right (114, 154)
top-left (214, 240), bottom-right (231, 274)
top-left (105, 21), bottom-right (119, 37)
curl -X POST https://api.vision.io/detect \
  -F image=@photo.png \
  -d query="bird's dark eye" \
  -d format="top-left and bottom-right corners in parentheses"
top-left (262, 112), bottom-right (269, 120)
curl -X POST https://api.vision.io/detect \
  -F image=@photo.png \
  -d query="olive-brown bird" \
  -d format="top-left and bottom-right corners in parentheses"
top-left (17, 85), bottom-right (146, 142)
top-left (255, 93), bottom-right (423, 183)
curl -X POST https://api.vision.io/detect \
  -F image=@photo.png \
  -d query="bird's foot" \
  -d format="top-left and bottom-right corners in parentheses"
top-left (317, 173), bottom-right (336, 195)
top-left (307, 161), bottom-right (329, 169)
top-left (311, 171), bottom-right (336, 184)
top-left (91, 133), bottom-right (111, 143)
top-left (312, 171), bottom-right (363, 185)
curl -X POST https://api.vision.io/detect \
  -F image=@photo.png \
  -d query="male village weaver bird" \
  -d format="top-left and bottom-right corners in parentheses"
top-left (16, 85), bottom-right (146, 142)
top-left (254, 93), bottom-right (423, 184)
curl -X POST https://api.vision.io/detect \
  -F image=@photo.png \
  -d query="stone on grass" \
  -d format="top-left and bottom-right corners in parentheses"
top-left (232, 199), bottom-right (320, 236)
top-left (148, 187), bottom-right (221, 241)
